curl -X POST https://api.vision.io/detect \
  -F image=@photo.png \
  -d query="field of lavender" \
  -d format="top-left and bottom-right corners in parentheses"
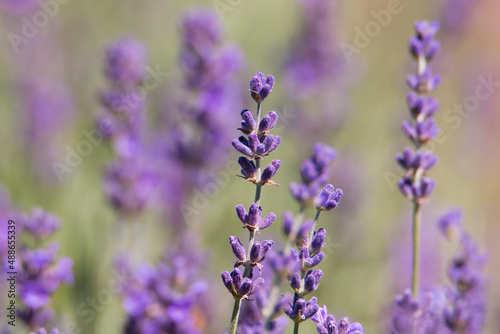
top-left (0, 0), bottom-right (499, 333)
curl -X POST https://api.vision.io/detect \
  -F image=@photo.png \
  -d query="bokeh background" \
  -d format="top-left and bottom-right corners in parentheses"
top-left (0, 0), bottom-right (499, 333)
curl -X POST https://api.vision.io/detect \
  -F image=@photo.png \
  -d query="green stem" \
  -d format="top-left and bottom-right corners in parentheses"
top-left (411, 200), bottom-right (421, 299)
top-left (229, 298), bottom-right (242, 334)
top-left (293, 322), bottom-right (300, 334)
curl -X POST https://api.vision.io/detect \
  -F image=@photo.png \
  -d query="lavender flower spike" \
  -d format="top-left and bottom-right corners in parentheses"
top-left (397, 21), bottom-right (441, 298)
top-left (225, 72), bottom-right (279, 334)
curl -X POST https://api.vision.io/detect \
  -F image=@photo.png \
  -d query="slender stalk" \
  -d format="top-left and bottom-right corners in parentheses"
top-left (411, 200), bottom-right (421, 298)
top-left (229, 298), bottom-right (242, 334)
top-left (293, 322), bottom-right (300, 334)
top-left (228, 101), bottom-right (264, 334)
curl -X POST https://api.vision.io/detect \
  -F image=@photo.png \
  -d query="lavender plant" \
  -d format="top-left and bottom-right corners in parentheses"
top-left (221, 72), bottom-right (280, 334)
top-left (397, 21), bottom-right (441, 298)
top-left (116, 237), bottom-right (208, 334)
top-left (16, 208), bottom-right (73, 330)
top-left (159, 7), bottom-right (243, 227)
top-left (98, 37), bottom-right (157, 219)
top-left (438, 210), bottom-right (487, 333)
top-left (282, 146), bottom-right (348, 333)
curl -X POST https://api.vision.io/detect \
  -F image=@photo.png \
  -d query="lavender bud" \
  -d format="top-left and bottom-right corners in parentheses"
top-left (230, 268), bottom-right (243, 291)
top-left (238, 157), bottom-right (257, 179)
top-left (283, 211), bottom-right (294, 237)
top-left (239, 279), bottom-right (253, 296)
top-left (304, 269), bottom-right (323, 295)
top-left (310, 228), bottom-right (326, 254)
top-left (398, 177), bottom-right (414, 200)
top-left (309, 252), bottom-right (325, 269)
top-left (315, 184), bottom-right (343, 211)
top-left (250, 240), bottom-right (273, 263)
top-left (437, 209), bottom-right (462, 239)
top-left (312, 143), bottom-right (337, 167)
top-left (247, 204), bottom-right (261, 226)
top-left (261, 160), bottom-right (281, 183)
top-left (235, 204), bottom-right (248, 223)
top-left (229, 236), bottom-right (246, 262)
top-left (258, 212), bottom-right (276, 230)
top-left (303, 297), bottom-right (320, 320)
top-left (238, 109), bottom-right (256, 134)
top-left (248, 133), bottom-right (259, 152)
top-left (289, 272), bottom-right (302, 292)
top-left (417, 177), bottom-right (436, 199)
top-left (425, 40), bottom-right (440, 60)
top-left (221, 271), bottom-right (233, 293)
top-left (232, 138), bottom-right (254, 157)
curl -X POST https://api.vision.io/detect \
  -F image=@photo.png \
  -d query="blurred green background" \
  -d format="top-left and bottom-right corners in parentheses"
top-left (1, 0), bottom-right (499, 333)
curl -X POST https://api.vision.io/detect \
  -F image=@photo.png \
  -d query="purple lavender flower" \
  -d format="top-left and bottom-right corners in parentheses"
top-left (221, 268), bottom-right (265, 300)
top-left (235, 204), bottom-right (276, 232)
top-left (290, 143), bottom-right (337, 207)
top-left (283, 0), bottom-right (344, 97)
top-left (282, 143), bottom-right (345, 332)
top-left (312, 305), bottom-right (364, 334)
top-left (103, 160), bottom-right (158, 218)
top-left (391, 289), bottom-right (445, 334)
top-left (21, 207), bottom-right (60, 240)
top-left (237, 267), bottom-right (290, 334)
top-left (16, 209), bottom-right (73, 330)
top-left (29, 329), bottom-right (59, 334)
top-left (437, 209), bottom-right (463, 240)
top-left (396, 21), bottom-right (441, 298)
top-left (439, 211), bottom-right (487, 333)
top-left (97, 37), bottom-right (147, 160)
top-left (119, 239), bottom-right (209, 334)
top-left (232, 133), bottom-right (282, 160)
top-left (250, 72), bottom-right (274, 103)
top-left (315, 184), bottom-right (343, 211)
top-left (224, 72), bottom-right (278, 334)
top-left (105, 37), bottom-right (147, 88)
top-left (284, 296), bottom-right (319, 323)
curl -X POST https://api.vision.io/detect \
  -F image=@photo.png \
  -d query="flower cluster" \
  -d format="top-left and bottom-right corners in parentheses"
top-left (118, 241), bottom-right (208, 334)
top-left (159, 8), bottom-right (244, 226)
top-left (397, 21), bottom-right (441, 203)
top-left (17, 208), bottom-right (73, 330)
top-left (221, 72), bottom-right (279, 334)
top-left (275, 144), bottom-right (347, 331)
top-left (312, 305), bottom-right (364, 334)
top-left (438, 211), bottom-right (487, 333)
top-left (290, 143), bottom-right (338, 207)
top-left (170, 8), bottom-right (243, 170)
top-left (97, 38), bottom-right (158, 219)
top-left (391, 289), bottom-right (443, 333)
top-left (98, 37), bottom-right (146, 151)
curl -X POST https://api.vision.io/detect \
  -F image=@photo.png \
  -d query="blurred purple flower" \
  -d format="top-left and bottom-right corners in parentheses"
top-left (119, 239), bottom-right (209, 334)
top-left (15, 209), bottom-right (73, 330)
top-left (312, 305), bottom-right (364, 334)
